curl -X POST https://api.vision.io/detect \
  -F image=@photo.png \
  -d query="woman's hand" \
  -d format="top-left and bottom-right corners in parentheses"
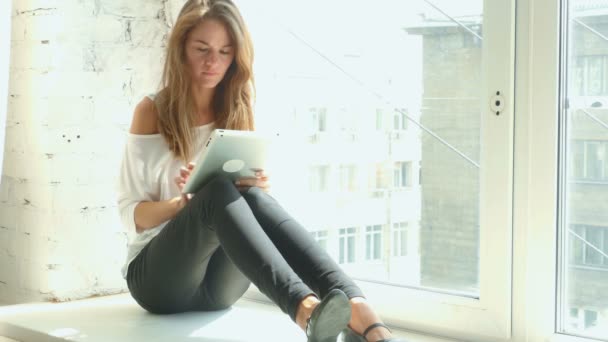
top-left (235, 169), bottom-right (271, 192)
top-left (174, 162), bottom-right (196, 210)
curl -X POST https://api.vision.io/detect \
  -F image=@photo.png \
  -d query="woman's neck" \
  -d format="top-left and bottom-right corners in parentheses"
top-left (191, 84), bottom-right (216, 125)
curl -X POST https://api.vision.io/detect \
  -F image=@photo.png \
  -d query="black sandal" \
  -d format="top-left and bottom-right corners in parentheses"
top-left (305, 289), bottom-right (352, 342)
top-left (341, 322), bottom-right (409, 342)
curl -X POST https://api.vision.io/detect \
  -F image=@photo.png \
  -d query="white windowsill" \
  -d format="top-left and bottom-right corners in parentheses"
top-left (0, 292), bottom-right (460, 342)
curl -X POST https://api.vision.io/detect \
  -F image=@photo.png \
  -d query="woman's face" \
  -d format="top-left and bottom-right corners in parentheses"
top-left (185, 18), bottom-right (235, 88)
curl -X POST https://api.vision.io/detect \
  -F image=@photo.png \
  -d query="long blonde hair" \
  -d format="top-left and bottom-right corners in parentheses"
top-left (156, 0), bottom-right (255, 162)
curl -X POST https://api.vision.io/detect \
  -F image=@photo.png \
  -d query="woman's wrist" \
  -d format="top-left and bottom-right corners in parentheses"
top-left (169, 196), bottom-right (183, 214)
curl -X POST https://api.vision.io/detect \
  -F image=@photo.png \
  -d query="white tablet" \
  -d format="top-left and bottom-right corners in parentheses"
top-left (182, 129), bottom-right (279, 194)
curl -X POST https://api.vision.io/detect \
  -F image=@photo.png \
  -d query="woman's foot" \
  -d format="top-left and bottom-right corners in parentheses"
top-left (348, 297), bottom-right (392, 341)
top-left (297, 290), bottom-right (352, 342)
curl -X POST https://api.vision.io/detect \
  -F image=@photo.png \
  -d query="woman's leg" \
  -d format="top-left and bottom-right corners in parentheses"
top-left (190, 246), bottom-right (251, 311)
top-left (240, 187), bottom-right (395, 340)
top-left (127, 176), bottom-right (315, 321)
top-left (240, 186), bottom-right (364, 300)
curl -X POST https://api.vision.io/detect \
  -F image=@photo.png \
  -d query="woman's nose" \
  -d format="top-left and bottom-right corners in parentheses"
top-left (204, 52), bottom-right (218, 66)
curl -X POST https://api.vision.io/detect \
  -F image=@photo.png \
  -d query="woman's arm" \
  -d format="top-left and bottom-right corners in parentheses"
top-left (133, 198), bottom-right (181, 233)
top-left (134, 162), bottom-right (196, 233)
top-left (128, 96), bottom-right (183, 233)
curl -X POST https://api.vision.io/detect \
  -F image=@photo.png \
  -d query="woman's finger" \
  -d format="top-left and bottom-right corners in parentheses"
top-left (253, 169), bottom-right (270, 178)
top-left (180, 167), bottom-right (191, 176)
top-left (235, 177), bottom-right (270, 191)
top-left (234, 178), bottom-right (252, 187)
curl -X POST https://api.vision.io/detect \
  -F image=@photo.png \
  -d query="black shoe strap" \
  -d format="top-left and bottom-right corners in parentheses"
top-left (363, 322), bottom-right (392, 339)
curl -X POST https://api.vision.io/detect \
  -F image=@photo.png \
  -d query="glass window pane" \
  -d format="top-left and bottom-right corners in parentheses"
top-left (560, 2), bottom-right (608, 339)
top-left (242, 0), bottom-right (483, 296)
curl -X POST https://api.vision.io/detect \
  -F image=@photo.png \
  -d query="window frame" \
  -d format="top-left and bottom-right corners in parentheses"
top-left (237, 0), bottom-right (608, 339)
top-left (241, 0), bottom-right (517, 340)
top-left (510, 0), bottom-right (608, 341)
top-left (348, 0), bottom-right (517, 339)
top-left (0, 0), bottom-right (11, 174)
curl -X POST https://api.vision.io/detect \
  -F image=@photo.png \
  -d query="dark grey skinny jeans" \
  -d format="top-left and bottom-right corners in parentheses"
top-left (126, 176), bottom-right (364, 321)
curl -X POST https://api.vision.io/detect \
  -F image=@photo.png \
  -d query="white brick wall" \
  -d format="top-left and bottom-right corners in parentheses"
top-left (0, 0), bottom-right (183, 304)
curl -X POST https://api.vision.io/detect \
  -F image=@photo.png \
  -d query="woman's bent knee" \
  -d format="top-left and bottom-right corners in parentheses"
top-left (197, 175), bottom-right (235, 195)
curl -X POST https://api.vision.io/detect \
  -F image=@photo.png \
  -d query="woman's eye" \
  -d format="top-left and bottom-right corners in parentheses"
top-left (197, 48), bottom-right (208, 53)
top-left (220, 50), bottom-right (231, 55)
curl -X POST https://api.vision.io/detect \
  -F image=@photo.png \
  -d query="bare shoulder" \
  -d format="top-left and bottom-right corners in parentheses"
top-left (129, 97), bottom-right (159, 135)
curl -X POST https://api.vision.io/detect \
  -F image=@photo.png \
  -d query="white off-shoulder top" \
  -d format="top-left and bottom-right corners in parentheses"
top-left (116, 94), bottom-right (215, 278)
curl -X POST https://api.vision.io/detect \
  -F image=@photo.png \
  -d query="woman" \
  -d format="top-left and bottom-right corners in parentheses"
top-left (117, 1), bottom-right (406, 341)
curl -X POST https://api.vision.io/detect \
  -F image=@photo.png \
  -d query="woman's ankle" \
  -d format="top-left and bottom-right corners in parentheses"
top-left (295, 295), bottom-right (320, 331)
top-left (348, 298), bottom-right (393, 340)
top-left (365, 325), bottom-right (392, 340)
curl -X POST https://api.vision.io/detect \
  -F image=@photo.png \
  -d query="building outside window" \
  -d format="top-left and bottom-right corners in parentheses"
top-left (393, 108), bottom-right (408, 131)
top-left (365, 225), bottom-right (383, 261)
top-left (393, 161), bottom-right (412, 188)
top-left (572, 55), bottom-right (608, 96)
top-left (339, 227), bottom-right (357, 264)
top-left (392, 222), bottom-right (408, 257)
top-left (309, 165), bottom-right (330, 192)
top-left (310, 107), bottom-right (327, 133)
top-left (571, 140), bottom-right (608, 182)
top-left (376, 109), bottom-right (384, 131)
top-left (311, 230), bottom-right (329, 251)
top-left (339, 164), bottom-right (358, 192)
top-left (570, 225), bottom-right (608, 268)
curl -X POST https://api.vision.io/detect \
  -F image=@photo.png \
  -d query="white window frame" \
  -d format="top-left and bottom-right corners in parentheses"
top-left (510, 0), bottom-right (601, 341)
top-left (0, 0), bottom-right (12, 173)
top-left (243, 1), bottom-right (517, 340)
top-left (359, 1), bottom-right (516, 340)
top-left (239, 0), bottom-right (608, 339)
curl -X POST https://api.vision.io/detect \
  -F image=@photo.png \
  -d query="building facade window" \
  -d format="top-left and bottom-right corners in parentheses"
top-left (392, 222), bottom-right (408, 257)
top-left (365, 225), bottom-right (383, 261)
top-left (570, 224), bottom-right (608, 268)
top-left (569, 307), bottom-right (600, 331)
top-left (339, 164), bottom-right (358, 192)
top-left (310, 107), bottom-right (327, 133)
top-left (339, 227), bottom-right (357, 264)
top-left (393, 108), bottom-right (408, 131)
top-left (572, 55), bottom-right (608, 96)
top-left (393, 161), bottom-right (412, 188)
top-left (309, 165), bottom-right (330, 192)
top-left (376, 109), bottom-right (384, 131)
top-left (571, 140), bottom-right (608, 182)
top-left (311, 230), bottom-right (328, 251)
